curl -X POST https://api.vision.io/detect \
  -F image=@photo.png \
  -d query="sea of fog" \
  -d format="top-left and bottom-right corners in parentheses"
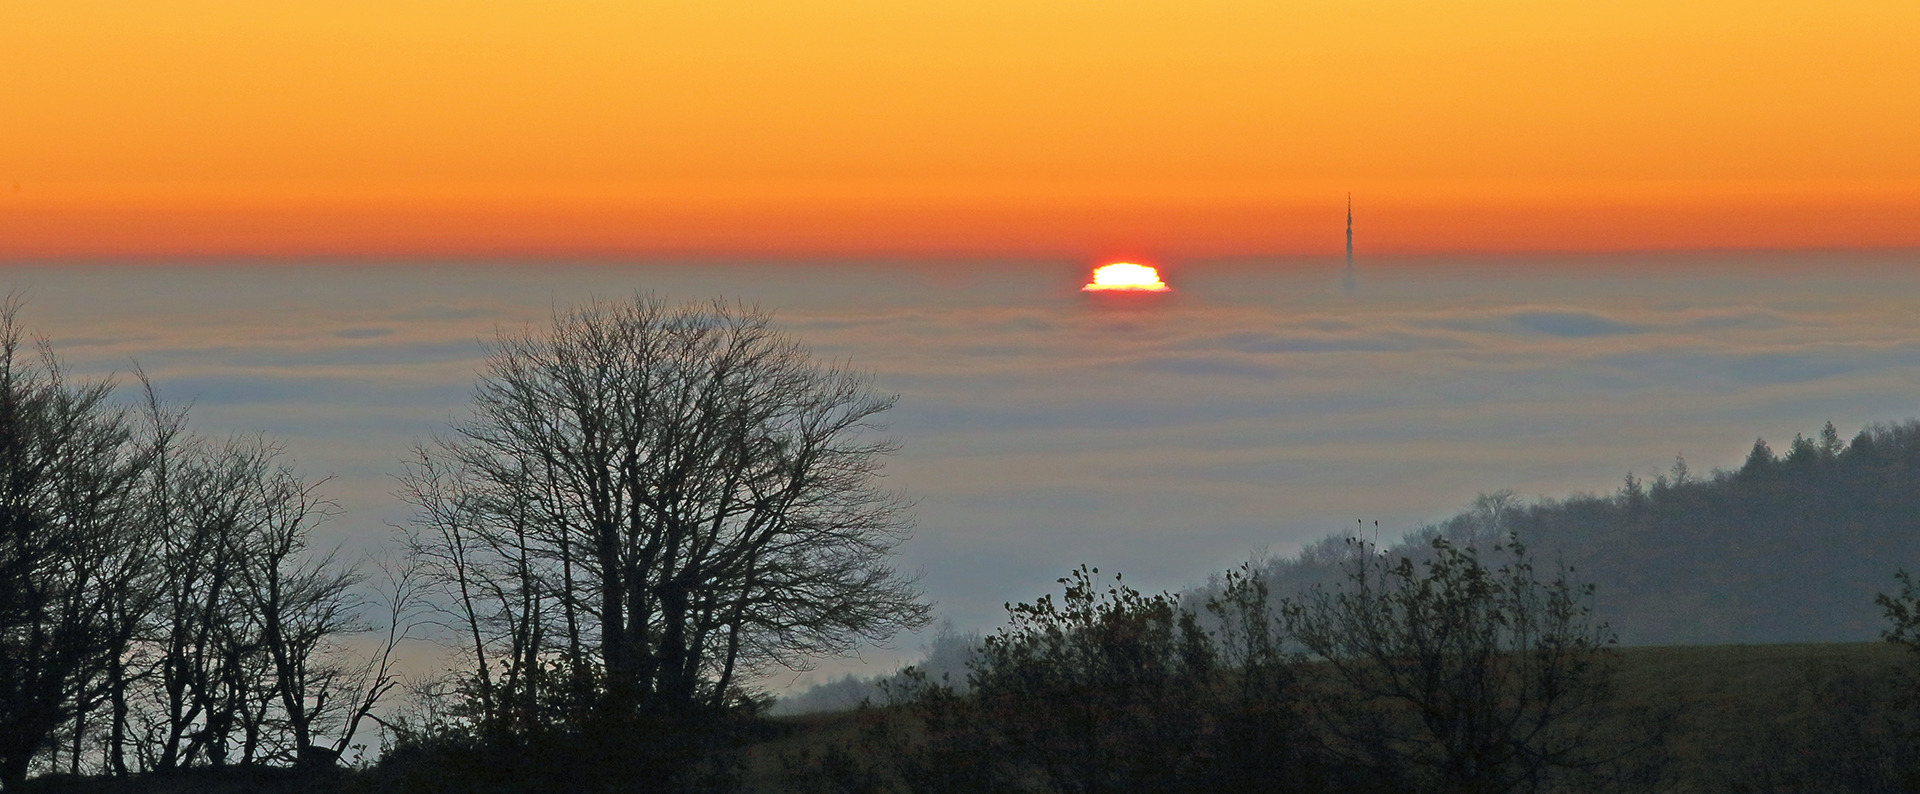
top-left (8, 253), bottom-right (1919, 687)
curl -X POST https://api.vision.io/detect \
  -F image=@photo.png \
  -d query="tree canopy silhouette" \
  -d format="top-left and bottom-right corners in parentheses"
top-left (0, 305), bottom-right (392, 788)
top-left (0, 306), bottom-right (154, 789)
top-left (1283, 536), bottom-right (1626, 794)
top-left (401, 295), bottom-right (930, 737)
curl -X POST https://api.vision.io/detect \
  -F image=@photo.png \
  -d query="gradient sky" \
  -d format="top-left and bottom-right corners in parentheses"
top-left (6, 0), bottom-right (1920, 691)
top-left (6, 0), bottom-right (1919, 258)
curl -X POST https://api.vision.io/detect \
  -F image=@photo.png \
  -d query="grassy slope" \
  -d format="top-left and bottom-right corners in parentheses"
top-left (1612, 642), bottom-right (1912, 791)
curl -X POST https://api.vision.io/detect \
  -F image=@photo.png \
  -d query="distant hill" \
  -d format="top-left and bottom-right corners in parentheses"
top-left (779, 420), bottom-right (1920, 713)
top-left (1241, 420), bottom-right (1920, 645)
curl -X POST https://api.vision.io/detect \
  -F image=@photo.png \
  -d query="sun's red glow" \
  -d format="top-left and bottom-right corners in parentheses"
top-left (1083, 263), bottom-right (1171, 292)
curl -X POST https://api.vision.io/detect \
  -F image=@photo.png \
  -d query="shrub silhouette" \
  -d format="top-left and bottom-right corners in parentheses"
top-left (786, 565), bottom-right (1336, 794)
top-left (1282, 535), bottom-right (1631, 794)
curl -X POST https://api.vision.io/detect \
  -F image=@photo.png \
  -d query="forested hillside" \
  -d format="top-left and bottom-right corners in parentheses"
top-left (1245, 420), bottom-right (1920, 645)
top-left (782, 419), bottom-right (1920, 713)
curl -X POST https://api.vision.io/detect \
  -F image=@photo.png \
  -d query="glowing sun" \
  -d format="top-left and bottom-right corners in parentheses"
top-left (1082, 262), bottom-right (1171, 292)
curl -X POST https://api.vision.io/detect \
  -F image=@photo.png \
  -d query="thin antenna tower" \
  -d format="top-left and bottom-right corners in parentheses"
top-left (1341, 194), bottom-right (1357, 295)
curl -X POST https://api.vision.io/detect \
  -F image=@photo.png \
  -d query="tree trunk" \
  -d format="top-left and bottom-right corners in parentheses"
top-left (596, 518), bottom-right (628, 710)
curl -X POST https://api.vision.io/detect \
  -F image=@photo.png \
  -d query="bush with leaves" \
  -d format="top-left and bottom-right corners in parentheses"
top-left (1281, 535), bottom-right (1628, 794)
top-left (963, 566), bottom-right (1220, 793)
top-left (375, 683), bottom-right (758, 794)
top-left (1198, 565), bottom-right (1339, 794)
top-left (1881, 570), bottom-right (1920, 656)
top-left (784, 565), bottom-right (1333, 794)
top-left (1876, 569), bottom-right (1920, 790)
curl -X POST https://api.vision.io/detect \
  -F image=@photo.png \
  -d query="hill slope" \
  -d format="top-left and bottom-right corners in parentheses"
top-left (1247, 420), bottom-right (1920, 645)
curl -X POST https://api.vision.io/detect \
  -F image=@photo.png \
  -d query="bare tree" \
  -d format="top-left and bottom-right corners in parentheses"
top-left (0, 306), bottom-right (408, 786)
top-left (400, 295), bottom-right (930, 728)
top-left (399, 452), bottom-right (557, 736)
top-left (0, 307), bottom-right (155, 790)
top-left (160, 435), bottom-right (398, 770)
top-left (142, 432), bottom-right (269, 770)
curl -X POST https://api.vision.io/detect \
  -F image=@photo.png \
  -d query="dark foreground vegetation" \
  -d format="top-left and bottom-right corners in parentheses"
top-left (755, 640), bottom-right (1918, 794)
top-left (0, 304), bottom-right (405, 790)
top-left (18, 606), bottom-right (1920, 794)
top-left (0, 296), bottom-right (925, 792)
top-left (765, 538), bottom-right (1652, 794)
top-left (8, 293), bottom-right (1920, 793)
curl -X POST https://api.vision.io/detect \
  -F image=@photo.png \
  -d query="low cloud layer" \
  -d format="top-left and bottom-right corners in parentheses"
top-left (11, 256), bottom-right (1920, 682)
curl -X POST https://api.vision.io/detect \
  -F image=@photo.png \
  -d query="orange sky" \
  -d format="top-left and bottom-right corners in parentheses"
top-left (4, 0), bottom-right (1918, 259)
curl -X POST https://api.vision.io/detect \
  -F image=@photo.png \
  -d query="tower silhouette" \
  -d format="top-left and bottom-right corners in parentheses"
top-left (1341, 194), bottom-right (1357, 295)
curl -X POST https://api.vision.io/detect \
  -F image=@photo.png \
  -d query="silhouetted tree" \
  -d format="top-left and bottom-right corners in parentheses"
top-left (1741, 437), bottom-right (1777, 475)
top-left (964, 566), bottom-right (1218, 793)
top-left (142, 432), bottom-right (279, 770)
top-left (117, 427), bottom-right (401, 774)
top-left (1820, 421), bottom-right (1846, 459)
top-left (1282, 535), bottom-right (1622, 794)
top-left (819, 565), bottom-right (1327, 794)
top-left (232, 457), bottom-right (383, 768)
top-left (0, 307), bottom-right (155, 790)
top-left (1878, 570), bottom-right (1920, 789)
top-left (0, 305), bottom-right (402, 786)
top-left (1880, 570), bottom-right (1920, 656)
top-left (1785, 433), bottom-right (1820, 465)
top-left (1199, 564), bottom-right (1331, 793)
top-left (398, 296), bottom-right (929, 759)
